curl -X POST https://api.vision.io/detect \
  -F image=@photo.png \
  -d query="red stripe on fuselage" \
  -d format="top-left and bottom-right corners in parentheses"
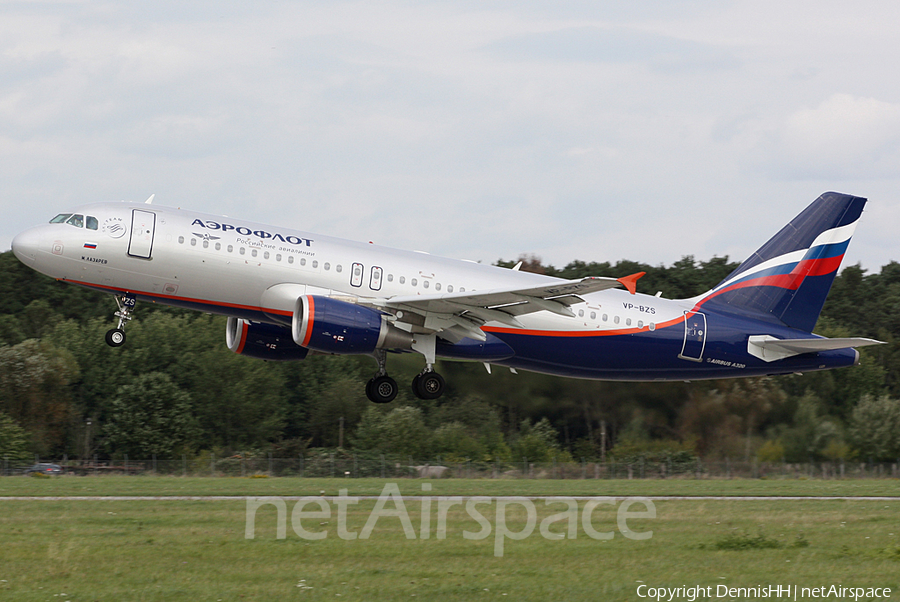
top-left (60, 279), bottom-right (294, 317)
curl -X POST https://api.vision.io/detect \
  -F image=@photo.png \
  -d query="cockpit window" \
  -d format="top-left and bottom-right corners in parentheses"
top-left (66, 214), bottom-right (84, 228)
top-left (86, 216), bottom-right (98, 230)
top-left (50, 213), bottom-right (72, 224)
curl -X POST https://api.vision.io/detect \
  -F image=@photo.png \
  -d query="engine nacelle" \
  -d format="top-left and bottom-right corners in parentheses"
top-left (292, 295), bottom-right (413, 354)
top-left (226, 317), bottom-right (310, 361)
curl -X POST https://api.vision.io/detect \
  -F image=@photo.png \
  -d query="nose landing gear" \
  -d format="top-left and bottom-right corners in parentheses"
top-left (105, 294), bottom-right (136, 348)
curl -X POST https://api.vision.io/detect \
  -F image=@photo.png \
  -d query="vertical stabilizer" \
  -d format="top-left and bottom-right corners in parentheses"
top-left (696, 192), bottom-right (866, 332)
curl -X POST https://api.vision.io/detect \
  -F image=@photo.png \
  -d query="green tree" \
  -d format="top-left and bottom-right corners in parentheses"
top-left (432, 421), bottom-right (488, 462)
top-left (0, 411), bottom-right (31, 464)
top-left (849, 395), bottom-right (900, 462)
top-left (351, 406), bottom-right (430, 458)
top-left (104, 372), bottom-right (199, 458)
top-left (0, 339), bottom-right (80, 455)
top-left (511, 417), bottom-right (562, 462)
top-left (779, 393), bottom-right (841, 462)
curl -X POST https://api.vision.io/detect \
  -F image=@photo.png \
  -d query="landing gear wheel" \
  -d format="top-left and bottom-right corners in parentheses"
top-left (366, 375), bottom-right (398, 404)
top-left (412, 371), bottom-right (445, 400)
top-left (105, 328), bottom-right (126, 347)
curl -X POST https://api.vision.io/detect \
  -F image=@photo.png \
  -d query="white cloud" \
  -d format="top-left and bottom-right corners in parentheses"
top-left (773, 94), bottom-right (900, 179)
top-left (1, 0), bottom-right (899, 274)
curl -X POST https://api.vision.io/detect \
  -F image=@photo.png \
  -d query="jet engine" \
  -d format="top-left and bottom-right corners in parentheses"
top-left (292, 295), bottom-right (413, 354)
top-left (226, 317), bottom-right (310, 361)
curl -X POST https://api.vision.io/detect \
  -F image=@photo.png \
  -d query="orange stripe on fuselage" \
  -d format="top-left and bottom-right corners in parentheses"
top-left (484, 314), bottom-right (684, 338)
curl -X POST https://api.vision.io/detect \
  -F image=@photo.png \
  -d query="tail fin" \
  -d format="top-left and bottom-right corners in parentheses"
top-left (697, 192), bottom-right (866, 332)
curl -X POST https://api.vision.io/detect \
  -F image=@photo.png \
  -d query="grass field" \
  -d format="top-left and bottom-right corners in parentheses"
top-left (2, 475), bottom-right (900, 497)
top-left (2, 478), bottom-right (899, 601)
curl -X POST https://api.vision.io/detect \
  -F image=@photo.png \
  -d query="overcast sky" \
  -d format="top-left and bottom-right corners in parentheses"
top-left (2, 0), bottom-right (898, 273)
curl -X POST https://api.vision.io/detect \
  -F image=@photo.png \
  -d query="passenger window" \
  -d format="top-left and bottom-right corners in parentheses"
top-left (447, 285), bottom-right (453, 293)
top-left (178, 236), bottom-right (184, 244)
top-left (66, 214), bottom-right (84, 228)
top-left (203, 240), bottom-right (209, 248)
top-left (637, 320), bottom-right (644, 328)
top-left (399, 276), bottom-right (406, 284)
top-left (276, 254), bottom-right (282, 262)
top-left (423, 280), bottom-right (429, 289)
top-left (300, 258), bottom-right (306, 266)
top-left (590, 311), bottom-right (596, 320)
top-left (191, 239), bottom-right (197, 247)
top-left (227, 245), bottom-right (233, 253)
top-left (614, 316), bottom-right (620, 324)
top-left (288, 256), bottom-right (294, 264)
top-left (324, 262), bottom-right (330, 270)
top-left (387, 274), bottom-right (394, 282)
top-left (86, 216), bottom-right (99, 230)
top-left (435, 283), bottom-right (441, 291)
top-left (264, 251), bottom-right (270, 260)
top-left (411, 278), bottom-right (418, 286)
top-left (251, 249), bottom-right (258, 257)
top-left (626, 318), bottom-right (632, 326)
top-left (602, 314), bottom-right (608, 322)
top-left (50, 214), bottom-right (72, 224)
top-left (239, 247), bottom-right (245, 255)
top-left (215, 242), bottom-right (221, 251)
top-left (578, 309), bottom-right (584, 317)
top-left (312, 260), bottom-right (318, 268)
top-left (336, 264), bottom-right (342, 273)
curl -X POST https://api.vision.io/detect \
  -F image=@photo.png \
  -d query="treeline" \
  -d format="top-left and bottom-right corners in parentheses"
top-left (1, 250), bottom-right (900, 466)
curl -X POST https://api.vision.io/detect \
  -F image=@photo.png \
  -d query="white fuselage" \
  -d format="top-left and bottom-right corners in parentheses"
top-left (12, 201), bottom-right (686, 334)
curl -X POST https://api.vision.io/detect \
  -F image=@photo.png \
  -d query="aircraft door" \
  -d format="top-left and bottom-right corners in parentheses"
top-left (128, 209), bottom-right (156, 259)
top-left (370, 266), bottom-right (383, 291)
top-left (350, 263), bottom-right (364, 287)
top-left (678, 311), bottom-right (707, 362)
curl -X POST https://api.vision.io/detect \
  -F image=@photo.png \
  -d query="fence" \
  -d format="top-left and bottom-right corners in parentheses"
top-left (4, 454), bottom-right (900, 479)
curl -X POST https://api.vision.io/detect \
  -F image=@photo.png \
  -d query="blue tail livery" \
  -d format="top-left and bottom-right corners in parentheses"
top-left (696, 192), bottom-right (865, 332)
top-left (11, 191), bottom-right (883, 402)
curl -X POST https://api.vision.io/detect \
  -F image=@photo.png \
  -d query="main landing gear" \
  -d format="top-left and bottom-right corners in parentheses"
top-left (366, 350), bottom-right (399, 403)
top-left (365, 349), bottom-right (446, 403)
top-left (105, 294), bottom-right (136, 348)
top-left (412, 369), bottom-right (444, 400)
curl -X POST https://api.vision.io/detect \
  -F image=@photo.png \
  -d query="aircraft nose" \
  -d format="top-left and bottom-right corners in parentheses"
top-left (11, 228), bottom-right (42, 265)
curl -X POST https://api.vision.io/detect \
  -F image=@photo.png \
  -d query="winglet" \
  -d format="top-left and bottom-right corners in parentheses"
top-left (617, 272), bottom-right (645, 295)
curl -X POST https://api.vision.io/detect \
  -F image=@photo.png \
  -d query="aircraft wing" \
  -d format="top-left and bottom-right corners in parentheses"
top-left (747, 335), bottom-right (885, 362)
top-left (377, 274), bottom-right (644, 342)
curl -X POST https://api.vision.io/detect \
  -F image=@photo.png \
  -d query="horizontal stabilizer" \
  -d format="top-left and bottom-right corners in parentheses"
top-left (748, 335), bottom-right (884, 362)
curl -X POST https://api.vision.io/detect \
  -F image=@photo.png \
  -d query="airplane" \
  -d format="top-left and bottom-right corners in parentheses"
top-left (10, 191), bottom-right (883, 403)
